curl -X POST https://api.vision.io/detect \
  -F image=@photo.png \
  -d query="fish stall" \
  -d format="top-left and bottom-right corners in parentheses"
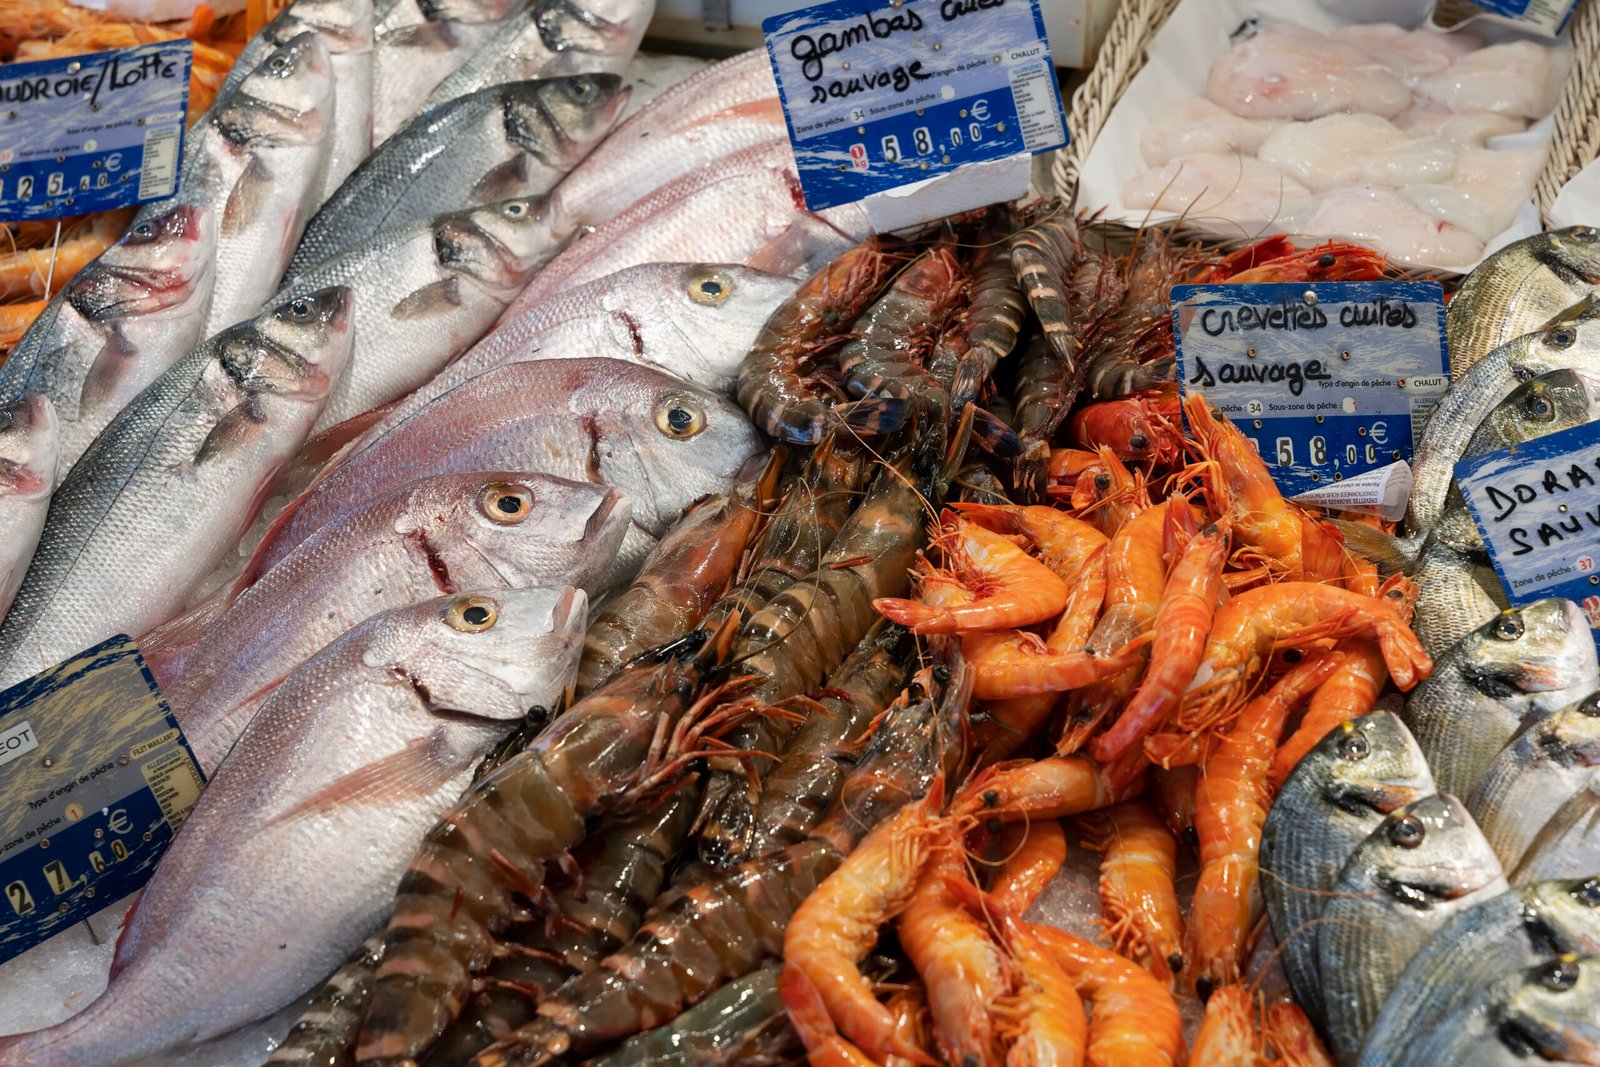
top-left (0, 0), bottom-right (1599, 1062)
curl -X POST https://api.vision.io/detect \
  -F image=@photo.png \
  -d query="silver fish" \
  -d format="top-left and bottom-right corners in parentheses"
top-left (1448, 225), bottom-right (1600, 376)
top-left (1392, 954), bottom-right (1600, 1066)
top-left (0, 204), bottom-right (215, 473)
top-left (371, 0), bottom-right (527, 145)
top-left (278, 197), bottom-right (568, 433)
top-left (0, 287), bottom-right (354, 689)
top-left (0, 588), bottom-right (585, 1067)
top-left (1318, 794), bottom-right (1509, 1066)
top-left (1402, 599), bottom-right (1598, 800)
top-left (1359, 879), bottom-right (1600, 1066)
top-left (416, 0), bottom-right (651, 114)
top-left (1473, 691), bottom-right (1600, 872)
top-left (288, 74), bottom-right (624, 277)
top-left (1261, 711), bottom-right (1436, 1030)
top-left (167, 472), bottom-right (628, 772)
top-left (0, 396), bottom-right (57, 626)
top-left (1513, 781), bottom-right (1600, 884)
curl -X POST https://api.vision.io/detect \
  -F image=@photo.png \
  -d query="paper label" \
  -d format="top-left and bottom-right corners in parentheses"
top-left (1291, 460), bottom-right (1414, 520)
top-left (1466, 0), bottom-right (1578, 36)
top-left (762, 0), bottom-right (1067, 212)
top-left (0, 636), bottom-right (205, 964)
top-left (0, 41), bottom-right (192, 222)
top-left (1455, 420), bottom-right (1600, 630)
top-left (1173, 280), bottom-right (1451, 500)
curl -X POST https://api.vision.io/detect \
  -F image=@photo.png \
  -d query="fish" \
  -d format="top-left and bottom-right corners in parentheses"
top-left (276, 197), bottom-right (569, 434)
top-left (1401, 599), bottom-right (1598, 800)
top-left (287, 75), bottom-right (625, 278)
top-left (549, 48), bottom-right (785, 229)
top-left (1317, 793), bottom-right (1509, 1066)
top-left (0, 396), bottom-right (58, 626)
top-left (0, 287), bottom-right (355, 689)
top-left (165, 472), bottom-right (628, 772)
top-left (0, 587), bottom-right (586, 1067)
top-left (0, 203), bottom-right (215, 474)
top-left (1512, 782), bottom-right (1600, 884)
top-left (1261, 711), bottom-right (1437, 1030)
top-left (415, 0), bottom-right (652, 115)
top-left (370, 0), bottom-right (526, 145)
top-left (1472, 691), bottom-right (1600, 872)
top-left (1359, 879), bottom-right (1600, 1066)
top-left (1447, 226), bottom-right (1600, 378)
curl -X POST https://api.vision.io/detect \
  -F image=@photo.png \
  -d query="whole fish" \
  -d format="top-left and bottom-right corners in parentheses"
top-left (416, 0), bottom-right (651, 114)
top-left (1317, 794), bottom-right (1509, 1066)
top-left (1407, 308), bottom-right (1600, 532)
top-left (1359, 879), bottom-right (1600, 1066)
top-left (0, 587), bottom-right (586, 1067)
top-left (551, 48), bottom-right (784, 229)
top-left (370, 0), bottom-right (526, 144)
top-left (1512, 781), bottom-right (1600, 883)
top-left (288, 75), bottom-right (624, 277)
top-left (510, 141), bottom-right (871, 312)
top-left (1261, 711), bottom-right (1436, 1030)
top-left (1448, 225), bottom-right (1600, 376)
top-left (216, 0), bottom-right (376, 205)
top-left (165, 472), bottom-right (628, 771)
top-left (1393, 954), bottom-right (1600, 1066)
top-left (1402, 599), bottom-right (1598, 799)
top-left (0, 287), bottom-right (354, 689)
top-left (0, 204), bottom-right (215, 473)
top-left (1473, 691), bottom-right (1600, 872)
top-left (277, 197), bottom-right (568, 433)
top-left (0, 396), bottom-right (57, 625)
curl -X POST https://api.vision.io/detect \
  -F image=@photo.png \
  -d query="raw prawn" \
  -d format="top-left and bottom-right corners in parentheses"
top-left (1079, 799), bottom-right (1184, 982)
top-left (839, 243), bottom-right (967, 416)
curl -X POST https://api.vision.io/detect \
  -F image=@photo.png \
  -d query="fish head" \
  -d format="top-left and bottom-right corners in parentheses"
top-left (434, 197), bottom-right (567, 289)
top-left (67, 202), bottom-right (215, 320)
top-left (0, 395), bottom-right (59, 502)
top-left (1475, 370), bottom-right (1600, 452)
top-left (1527, 690), bottom-right (1600, 768)
top-left (266, 0), bottom-right (375, 55)
top-left (418, 0), bottom-right (522, 23)
top-left (236, 286), bottom-right (355, 399)
top-left (1514, 314), bottom-right (1600, 388)
top-left (1453, 600), bottom-right (1599, 698)
top-left (1316, 711), bottom-right (1436, 817)
top-left (220, 32), bottom-right (334, 147)
top-left (533, 0), bottom-right (651, 60)
top-left (1539, 225), bottom-right (1600, 284)
top-left (502, 75), bottom-right (628, 169)
top-left (452, 473), bottom-right (632, 590)
top-left (651, 264), bottom-right (802, 390)
top-left (1360, 794), bottom-right (1506, 912)
top-left (1520, 878), bottom-right (1600, 956)
top-left (1495, 955), bottom-right (1600, 1063)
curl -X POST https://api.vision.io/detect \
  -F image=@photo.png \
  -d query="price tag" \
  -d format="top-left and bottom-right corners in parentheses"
top-left (1465, 0), bottom-right (1578, 36)
top-left (762, 0), bottom-right (1066, 212)
top-left (0, 635), bottom-right (205, 965)
top-left (1173, 280), bottom-right (1451, 502)
top-left (1455, 420), bottom-right (1600, 630)
top-left (0, 41), bottom-right (192, 222)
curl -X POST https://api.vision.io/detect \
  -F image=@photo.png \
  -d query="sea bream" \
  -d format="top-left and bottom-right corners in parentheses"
top-left (0, 588), bottom-right (586, 1067)
top-left (0, 287), bottom-right (354, 689)
top-left (1446, 228), bottom-right (1600, 376)
top-left (1390, 954), bottom-right (1600, 1066)
top-left (1472, 690), bottom-right (1600, 872)
top-left (370, 0), bottom-right (528, 144)
top-left (1511, 780), bottom-right (1600, 884)
top-left (0, 396), bottom-right (58, 626)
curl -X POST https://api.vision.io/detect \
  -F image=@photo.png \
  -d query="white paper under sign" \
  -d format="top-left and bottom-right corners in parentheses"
top-left (1291, 460), bottom-right (1413, 520)
top-left (1468, 0), bottom-right (1579, 37)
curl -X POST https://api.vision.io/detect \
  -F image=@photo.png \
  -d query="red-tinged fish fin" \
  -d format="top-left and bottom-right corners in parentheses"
top-left (222, 154), bottom-right (272, 237)
top-left (263, 733), bottom-right (460, 828)
top-left (275, 403), bottom-right (397, 491)
top-left (230, 483), bottom-right (316, 594)
top-left (193, 405), bottom-right (266, 466)
top-left (108, 889), bottom-right (146, 979)
top-left (392, 277), bottom-right (463, 320)
top-left (744, 221), bottom-right (825, 276)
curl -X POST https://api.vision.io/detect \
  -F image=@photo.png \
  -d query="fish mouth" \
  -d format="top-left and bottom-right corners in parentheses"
top-left (1326, 779), bottom-right (1423, 816)
top-left (1377, 871), bottom-right (1487, 909)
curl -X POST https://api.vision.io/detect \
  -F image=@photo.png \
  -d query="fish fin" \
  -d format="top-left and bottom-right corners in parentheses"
top-left (193, 402), bottom-right (267, 466)
top-left (379, 21), bottom-right (456, 51)
top-left (745, 217), bottom-right (842, 276)
top-left (229, 480), bottom-right (318, 596)
top-left (273, 403), bottom-right (399, 495)
top-left (222, 154), bottom-right (273, 236)
top-left (469, 156), bottom-right (531, 203)
top-left (391, 277), bottom-right (463, 320)
top-left (1326, 519), bottom-right (1418, 575)
top-left (108, 889), bottom-right (145, 979)
top-left (263, 732), bottom-right (462, 829)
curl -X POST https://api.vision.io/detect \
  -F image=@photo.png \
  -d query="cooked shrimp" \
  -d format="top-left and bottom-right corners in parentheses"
top-left (876, 513), bottom-right (1069, 634)
top-left (951, 502), bottom-right (1110, 583)
top-left (1268, 638), bottom-right (1388, 787)
top-left (1153, 765), bottom-right (1200, 848)
top-left (1069, 390), bottom-right (1184, 468)
top-left (1188, 986), bottom-right (1263, 1066)
top-left (779, 965), bottom-right (881, 1067)
top-left (1184, 395), bottom-right (1302, 576)
top-left (1069, 447), bottom-right (1150, 537)
top-left (952, 754), bottom-right (1146, 823)
top-left (991, 818), bottom-right (1068, 914)
top-left (1032, 924), bottom-right (1185, 1067)
top-left (1079, 799), bottom-right (1184, 983)
top-left (1264, 999), bottom-right (1336, 1067)
top-left (1298, 513), bottom-right (1346, 584)
top-left (1221, 241), bottom-right (1386, 284)
top-left (883, 985), bottom-right (936, 1067)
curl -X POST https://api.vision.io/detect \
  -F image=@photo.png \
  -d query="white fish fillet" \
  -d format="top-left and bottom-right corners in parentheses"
top-left (1258, 114), bottom-right (1455, 192)
top-left (1338, 23), bottom-right (1480, 85)
top-left (1139, 97), bottom-right (1283, 167)
top-left (1121, 152), bottom-right (1312, 230)
top-left (1413, 40), bottom-right (1571, 120)
top-left (1205, 21), bottom-right (1412, 120)
top-left (1394, 108), bottom-right (1527, 149)
top-left (1403, 144), bottom-right (1548, 243)
top-left (1302, 185), bottom-right (1483, 270)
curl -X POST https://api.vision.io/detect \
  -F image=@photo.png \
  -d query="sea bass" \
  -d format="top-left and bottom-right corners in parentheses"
top-left (0, 204), bottom-right (215, 473)
top-left (0, 588), bottom-right (585, 1067)
top-left (1472, 690), bottom-right (1600, 872)
top-left (0, 396), bottom-right (58, 625)
top-left (1447, 225), bottom-right (1600, 376)
top-left (370, 0), bottom-right (527, 144)
top-left (288, 74), bottom-right (624, 277)
top-left (0, 288), bottom-right (354, 689)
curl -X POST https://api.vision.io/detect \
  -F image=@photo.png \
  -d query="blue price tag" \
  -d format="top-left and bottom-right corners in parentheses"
top-left (1456, 421), bottom-right (1600, 630)
top-left (1173, 280), bottom-right (1451, 499)
top-left (0, 635), bottom-right (205, 964)
top-left (1467, 0), bottom-right (1577, 35)
top-left (762, 0), bottom-right (1066, 212)
top-left (0, 41), bottom-right (192, 223)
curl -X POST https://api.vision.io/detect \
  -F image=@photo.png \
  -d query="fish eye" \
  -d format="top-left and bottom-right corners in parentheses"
top-left (268, 53), bottom-right (290, 74)
top-left (481, 482), bottom-right (533, 524)
top-left (687, 270), bottom-right (732, 305)
top-left (1547, 327), bottom-right (1577, 349)
top-left (1581, 692), bottom-right (1600, 717)
top-left (1387, 813), bottom-right (1425, 849)
top-left (500, 199), bottom-right (529, 219)
top-left (1492, 611), bottom-right (1525, 641)
top-left (565, 77), bottom-right (598, 102)
top-left (132, 222), bottom-right (154, 238)
top-left (654, 395), bottom-right (706, 438)
top-left (1339, 732), bottom-right (1371, 761)
top-left (445, 595), bottom-right (498, 632)
top-left (284, 297), bottom-right (315, 320)
top-left (1574, 879), bottom-right (1600, 906)
top-left (1093, 473), bottom-right (1112, 492)
top-left (1536, 957), bottom-right (1581, 991)
top-left (1572, 227), bottom-right (1597, 243)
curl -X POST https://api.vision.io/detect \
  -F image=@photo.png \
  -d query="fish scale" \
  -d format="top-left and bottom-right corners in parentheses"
top-left (370, 0), bottom-right (527, 145)
top-left (1447, 226), bottom-right (1600, 377)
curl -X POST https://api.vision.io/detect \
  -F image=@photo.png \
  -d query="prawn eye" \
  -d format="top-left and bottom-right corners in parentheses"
top-left (481, 482), bottom-right (534, 524)
top-left (1387, 813), bottom-right (1425, 848)
top-left (445, 595), bottom-right (498, 632)
top-left (1492, 611), bottom-right (1525, 641)
top-left (687, 269), bottom-right (731, 305)
top-left (1093, 473), bottom-right (1112, 492)
top-left (1536, 957), bottom-right (1581, 991)
top-left (1339, 732), bottom-right (1371, 761)
top-left (1574, 878), bottom-right (1600, 906)
top-left (1546, 327), bottom-right (1577, 349)
top-left (1129, 433), bottom-right (1150, 451)
top-left (1318, 252), bottom-right (1335, 267)
top-left (654, 395), bottom-right (706, 438)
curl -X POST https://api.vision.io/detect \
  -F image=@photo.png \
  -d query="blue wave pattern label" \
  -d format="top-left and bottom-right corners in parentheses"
top-left (762, 0), bottom-right (1066, 211)
top-left (1456, 420), bottom-right (1600, 631)
top-left (1173, 280), bottom-right (1451, 499)
top-left (1469, 0), bottom-right (1578, 35)
top-left (0, 41), bottom-right (192, 222)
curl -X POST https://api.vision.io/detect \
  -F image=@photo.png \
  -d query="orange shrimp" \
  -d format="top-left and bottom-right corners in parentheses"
top-left (1184, 395), bottom-right (1303, 577)
top-left (1341, 548), bottom-right (1381, 598)
top-left (883, 985), bottom-right (935, 1067)
top-left (1070, 447), bottom-right (1150, 538)
top-left (782, 785), bottom-right (945, 1064)
top-left (991, 819), bottom-right (1068, 914)
top-left (1268, 638), bottom-right (1388, 787)
top-left (1264, 1000), bottom-right (1336, 1067)
top-left (1298, 513), bottom-right (1346, 585)
top-left (0, 298), bottom-right (46, 354)
top-left (876, 513), bottom-right (1069, 634)
top-left (779, 965), bottom-right (881, 1067)
top-left (1047, 447), bottom-right (1099, 486)
top-left (1188, 654), bottom-right (1345, 995)
top-left (1069, 389), bottom-right (1184, 469)
top-left (1177, 580), bottom-right (1431, 732)
top-left (1190, 235), bottom-right (1296, 283)
top-left (952, 754), bottom-right (1146, 823)
top-left (1221, 240), bottom-right (1387, 284)
top-left (1031, 924), bottom-right (1185, 1067)
top-left (1079, 799), bottom-right (1184, 984)
top-left (1153, 765), bottom-right (1200, 848)
top-left (951, 502), bottom-right (1109, 583)
top-left (1188, 986), bottom-right (1263, 1066)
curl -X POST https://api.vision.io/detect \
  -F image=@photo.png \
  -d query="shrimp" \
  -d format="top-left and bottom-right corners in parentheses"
top-left (883, 985), bottom-right (936, 1067)
top-left (1188, 654), bottom-right (1346, 995)
top-left (1188, 986), bottom-right (1263, 1066)
top-left (990, 819), bottom-right (1068, 914)
top-left (949, 221), bottom-right (1027, 413)
top-left (1081, 232), bottom-right (1192, 402)
top-left (734, 235), bottom-right (907, 443)
top-left (838, 244), bottom-right (967, 413)
top-left (1298, 513), bottom-right (1347, 585)
top-left (1264, 1000), bottom-right (1336, 1067)
top-left (1189, 236), bottom-right (1296, 283)
top-left (1069, 391), bottom-right (1184, 468)
top-left (0, 207), bottom-right (129, 302)
top-left (1079, 799), bottom-right (1184, 983)
top-left (1069, 447), bottom-right (1150, 538)
top-left (1153, 765), bottom-right (1201, 849)
top-left (1221, 241), bottom-right (1386, 284)
top-left (950, 502), bottom-right (1110, 582)
top-left (779, 966), bottom-right (883, 1067)
top-left (952, 753), bottom-right (1147, 823)
top-left (586, 965), bottom-right (795, 1067)
top-left (1031, 924), bottom-right (1186, 1067)
top-left (267, 936), bottom-right (383, 1067)
top-left (1184, 394), bottom-right (1304, 576)
top-left (876, 512), bottom-right (1069, 634)
top-left (1268, 638), bottom-right (1388, 787)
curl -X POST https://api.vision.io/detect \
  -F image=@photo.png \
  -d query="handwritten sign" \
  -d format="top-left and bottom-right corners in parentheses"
top-left (0, 636), bottom-right (205, 964)
top-left (1456, 420), bottom-right (1600, 630)
top-left (762, 0), bottom-right (1066, 212)
top-left (0, 41), bottom-right (192, 222)
top-left (1173, 280), bottom-right (1451, 501)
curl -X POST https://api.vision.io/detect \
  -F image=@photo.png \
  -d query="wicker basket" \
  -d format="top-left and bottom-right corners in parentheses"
top-left (1050, 0), bottom-right (1600, 229)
